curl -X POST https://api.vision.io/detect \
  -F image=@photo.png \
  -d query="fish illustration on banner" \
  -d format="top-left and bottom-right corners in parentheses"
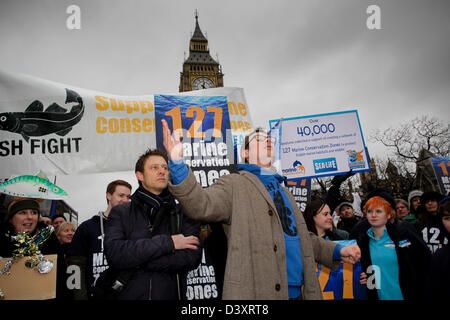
top-left (0, 170), bottom-right (68, 199)
top-left (0, 88), bottom-right (84, 142)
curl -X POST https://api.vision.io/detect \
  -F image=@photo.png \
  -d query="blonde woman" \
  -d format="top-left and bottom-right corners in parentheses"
top-left (56, 221), bottom-right (76, 245)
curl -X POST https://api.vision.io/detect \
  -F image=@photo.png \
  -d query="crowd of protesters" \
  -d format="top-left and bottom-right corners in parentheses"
top-left (305, 181), bottom-right (449, 300)
top-left (0, 123), bottom-right (448, 301)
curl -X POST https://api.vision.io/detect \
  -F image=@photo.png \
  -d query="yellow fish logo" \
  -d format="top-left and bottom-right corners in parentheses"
top-left (347, 150), bottom-right (364, 163)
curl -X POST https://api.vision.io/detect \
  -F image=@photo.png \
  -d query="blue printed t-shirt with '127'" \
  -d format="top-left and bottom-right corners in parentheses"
top-left (238, 164), bottom-right (304, 299)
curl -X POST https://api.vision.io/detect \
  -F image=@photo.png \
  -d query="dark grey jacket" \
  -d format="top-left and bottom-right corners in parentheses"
top-left (104, 191), bottom-right (201, 300)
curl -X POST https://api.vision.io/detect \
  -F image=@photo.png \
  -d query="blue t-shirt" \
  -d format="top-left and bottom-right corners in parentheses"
top-left (367, 227), bottom-right (404, 300)
top-left (238, 164), bottom-right (304, 298)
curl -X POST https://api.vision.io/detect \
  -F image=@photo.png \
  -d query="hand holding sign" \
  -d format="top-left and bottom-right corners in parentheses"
top-left (162, 119), bottom-right (183, 161)
top-left (331, 169), bottom-right (354, 187)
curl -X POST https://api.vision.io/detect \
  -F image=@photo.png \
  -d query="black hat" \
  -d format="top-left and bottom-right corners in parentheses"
top-left (363, 188), bottom-right (396, 211)
top-left (420, 191), bottom-right (444, 204)
top-left (6, 198), bottom-right (40, 222)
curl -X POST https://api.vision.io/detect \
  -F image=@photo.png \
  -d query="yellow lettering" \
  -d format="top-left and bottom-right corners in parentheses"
top-left (342, 263), bottom-right (354, 299)
top-left (437, 161), bottom-right (449, 176)
top-left (96, 116), bottom-right (156, 134)
top-left (316, 264), bottom-right (334, 300)
top-left (95, 96), bottom-right (109, 111)
top-left (165, 107), bottom-right (183, 137)
top-left (207, 106), bottom-right (223, 138)
top-left (229, 120), bottom-right (252, 133)
top-left (186, 106), bottom-right (206, 138)
top-left (132, 118), bottom-right (141, 132)
top-left (142, 118), bottom-right (153, 132)
top-left (140, 101), bottom-right (154, 114)
top-left (120, 118), bottom-right (131, 133)
top-left (109, 118), bottom-right (119, 133)
top-left (228, 101), bottom-right (247, 116)
top-left (111, 99), bottom-right (125, 112)
top-left (228, 101), bottom-right (238, 115)
top-left (96, 95), bottom-right (154, 115)
top-left (125, 101), bottom-right (139, 114)
top-left (238, 103), bottom-right (247, 116)
top-left (96, 117), bottom-right (155, 134)
top-left (96, 117), bottom-right (107, 133)
top-left (230, 120), bottom-right (237, 131)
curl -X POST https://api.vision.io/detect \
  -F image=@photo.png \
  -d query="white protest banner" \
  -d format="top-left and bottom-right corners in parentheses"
top-left (0, 69), bottom-right (252, 177)
top-left (269, 110), bottom-right (370, 179)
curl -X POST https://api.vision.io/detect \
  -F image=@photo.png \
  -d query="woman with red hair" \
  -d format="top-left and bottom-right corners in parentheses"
top-left (356, 191), bottom-right (431, 300)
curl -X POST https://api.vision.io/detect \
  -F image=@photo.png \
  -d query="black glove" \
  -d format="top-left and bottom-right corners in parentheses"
top-left (331, 170), bottom-right (354, 187)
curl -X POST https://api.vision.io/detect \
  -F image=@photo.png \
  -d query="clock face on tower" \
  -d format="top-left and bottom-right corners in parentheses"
top-left (192, 77), bottom-right (215, 90)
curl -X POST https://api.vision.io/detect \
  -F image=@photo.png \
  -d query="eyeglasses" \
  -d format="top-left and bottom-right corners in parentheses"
top-left (245, 134), bottom-right (276, 148)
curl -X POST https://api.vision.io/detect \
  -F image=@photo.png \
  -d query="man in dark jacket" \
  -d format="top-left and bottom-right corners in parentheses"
top-left (104, 148), bottom-right (201, 300)
top-left (68, 179), bottom-right (132, 299)
top-left (416, 191), bottom-right (447, 253)
top-left (427, 196), bottom-right (450, 299)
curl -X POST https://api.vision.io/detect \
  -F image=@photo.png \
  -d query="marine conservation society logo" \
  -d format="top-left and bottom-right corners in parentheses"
top-left (282, 160), bottom-right (306, 176)
top-left (347, 149), bottom-right (366, 169)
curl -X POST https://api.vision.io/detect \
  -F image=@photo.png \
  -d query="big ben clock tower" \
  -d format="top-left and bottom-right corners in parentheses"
top-left (179, 11), bottom-right (224, 92)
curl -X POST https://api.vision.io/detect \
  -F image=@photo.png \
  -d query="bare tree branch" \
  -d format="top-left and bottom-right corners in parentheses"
top-left (370, 115), bottom-right (449, 162)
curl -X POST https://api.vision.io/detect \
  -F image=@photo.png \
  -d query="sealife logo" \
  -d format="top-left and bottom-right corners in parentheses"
top-left (313, 157), bottom-right (338, 174)
top-left (282, 160), bottom-right (306, 176)
top-left (347, 149), bottom-right (365, 169)
top-left (0, 88), bottom-right (84, 142)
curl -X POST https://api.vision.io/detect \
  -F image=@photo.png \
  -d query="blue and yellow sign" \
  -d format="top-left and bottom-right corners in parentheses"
top-left (316, 240), bottom-right (367, 300)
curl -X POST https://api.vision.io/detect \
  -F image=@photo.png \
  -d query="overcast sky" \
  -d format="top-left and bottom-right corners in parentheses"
top-left (1, 0), bottom-right (449, 223)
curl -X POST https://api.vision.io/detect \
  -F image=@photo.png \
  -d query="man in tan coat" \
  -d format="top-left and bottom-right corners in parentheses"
top-left (162, 120), bottom-right (361, 300)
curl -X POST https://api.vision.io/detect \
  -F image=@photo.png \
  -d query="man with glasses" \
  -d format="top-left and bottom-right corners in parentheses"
top-left (162, 120), bottom-right (361, 300)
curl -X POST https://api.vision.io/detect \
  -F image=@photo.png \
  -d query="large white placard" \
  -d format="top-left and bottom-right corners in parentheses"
top-left (270, 110), bottom-right (370, 179)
